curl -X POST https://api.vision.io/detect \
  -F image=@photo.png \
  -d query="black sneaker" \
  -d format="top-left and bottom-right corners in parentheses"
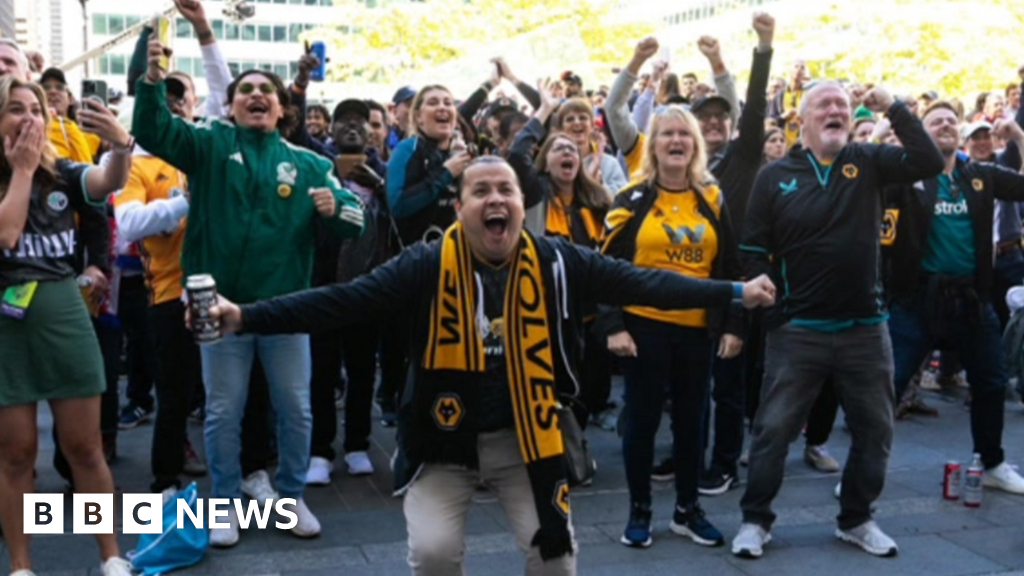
top-left (698, 469), bottom-right (737, 496)
top-left (670, 503), bottom-right (724, 547)
top-left (620, 502), bottom-right (653, 548)
top-left (379, 398), bottom-right (397, 428)
top-left (651, 457), bottom-right (674, 482)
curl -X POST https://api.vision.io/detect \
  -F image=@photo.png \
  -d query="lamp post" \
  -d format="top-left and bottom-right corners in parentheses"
top-left (78, 0), bottom-right (89, 76)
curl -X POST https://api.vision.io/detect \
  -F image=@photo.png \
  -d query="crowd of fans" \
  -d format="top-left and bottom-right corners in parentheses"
top-left (2, 1), bottom-right (1024, 575)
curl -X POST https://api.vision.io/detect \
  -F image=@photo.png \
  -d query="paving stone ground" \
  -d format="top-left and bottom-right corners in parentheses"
top-left (5, 379), bottom-right (1024, 575)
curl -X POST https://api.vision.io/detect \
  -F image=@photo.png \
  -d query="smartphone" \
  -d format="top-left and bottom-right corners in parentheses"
top-left (334, 154), bottom-right (367, 179)
top-left (309, 41), bottom-right (327, 82)
top-left (81, 79), bottom-right (108, 108)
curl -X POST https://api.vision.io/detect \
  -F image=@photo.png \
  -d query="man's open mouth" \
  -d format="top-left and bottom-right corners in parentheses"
top-left (484, 213), bottom-right (508, 235)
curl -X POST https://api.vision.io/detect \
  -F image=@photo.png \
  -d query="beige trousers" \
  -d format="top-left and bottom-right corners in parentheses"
top-left (404, 429), bottom-right (577, 576)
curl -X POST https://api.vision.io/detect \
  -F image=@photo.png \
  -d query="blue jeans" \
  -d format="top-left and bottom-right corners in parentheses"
top-left (201, 333), bottom-right (312, 499)
top-left (621, 315), bottom-right (712, 508)
top-left (890, 300), bottom-right (1006, 468)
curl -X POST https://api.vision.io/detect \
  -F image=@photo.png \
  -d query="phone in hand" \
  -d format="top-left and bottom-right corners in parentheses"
top-left (81, 79), bottom-right (108, 108)
top-left (335, 154), bottom-right (368, 179)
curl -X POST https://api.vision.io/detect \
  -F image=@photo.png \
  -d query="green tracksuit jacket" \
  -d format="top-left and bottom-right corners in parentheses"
top-left (132, 79), bottom-right (364, 304)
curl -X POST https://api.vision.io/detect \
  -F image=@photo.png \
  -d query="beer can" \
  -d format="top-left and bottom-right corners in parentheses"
top-left (186, 274), bottom-right (221, 344)
top-left (963, 454), bottom-right (984, 508)
top-left (943, 461), bottom-right (961, 500)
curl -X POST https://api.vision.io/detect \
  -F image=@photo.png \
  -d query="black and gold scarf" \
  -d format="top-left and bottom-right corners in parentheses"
top-left (418, 222), bottom-right (573, 561)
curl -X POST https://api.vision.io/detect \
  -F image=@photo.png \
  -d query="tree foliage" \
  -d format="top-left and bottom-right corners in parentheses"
top-left (311, 0), bottom-right (653, 85)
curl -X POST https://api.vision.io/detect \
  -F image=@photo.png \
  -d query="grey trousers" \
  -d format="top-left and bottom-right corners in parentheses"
top-left (404, 429), bottom-right (577, 576)
top-left (740, 322), bottom-right (894, 530)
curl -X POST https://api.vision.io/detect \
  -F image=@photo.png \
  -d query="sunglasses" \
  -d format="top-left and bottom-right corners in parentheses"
top-left (696, 111), bottom-right (729, 122)
top-left (42, 82), bottom-right (66, 93)
top-left (552, 143), bottom-right (579, 155)
top-left (237, 82), bottom-right (276, 96)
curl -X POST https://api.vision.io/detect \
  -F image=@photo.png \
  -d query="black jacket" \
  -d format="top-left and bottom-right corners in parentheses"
top-left (741, 101), bottom-right (944, 328)
top-left (594, 180), bottom-right (744, 339)
top-left (711, 48), bottom-right (772, 234)
top-left (240, 234), bottom-right (738, 492)
top-left (886, 158), bottom-right (1024, 302)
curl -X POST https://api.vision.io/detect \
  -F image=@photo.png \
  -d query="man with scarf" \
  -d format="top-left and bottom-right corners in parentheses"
top-left (203, 156), bottom-right (776, 575)
top-left (885, 101), bottom-right (1024, 496)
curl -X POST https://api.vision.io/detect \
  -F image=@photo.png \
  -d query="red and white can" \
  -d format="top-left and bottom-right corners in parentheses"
top-left (943, 461), bottom-right (961, 500)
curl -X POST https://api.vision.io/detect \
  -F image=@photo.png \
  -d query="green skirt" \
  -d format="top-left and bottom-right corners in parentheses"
top-left (0, 277), bottom-right (105, 407)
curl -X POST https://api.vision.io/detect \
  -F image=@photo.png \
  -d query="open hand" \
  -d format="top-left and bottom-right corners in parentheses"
top-left (3, 117), bottom-right (44, 174)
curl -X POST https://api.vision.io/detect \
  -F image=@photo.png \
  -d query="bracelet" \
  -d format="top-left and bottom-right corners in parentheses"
top-left (112, 136), bottom-right (135, 154)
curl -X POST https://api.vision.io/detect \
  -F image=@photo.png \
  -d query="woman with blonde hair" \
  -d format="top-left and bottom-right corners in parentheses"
top-left (599, 105), bottom-right (742, 550)
top-left (553, 96), bottom-right (628, 195)
top-left (0, 76), bottom-right (134, 576)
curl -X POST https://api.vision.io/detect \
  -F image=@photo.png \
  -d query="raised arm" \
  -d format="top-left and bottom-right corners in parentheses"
top-left (174, 0), bottom-right (231, 118)
top-left (607, 37), bottom-right (660, 158)
top-left (862, 88), bottom-right (944, 185)
top-left (733, 13), bottom-right (775, 163)
top-left (699, 36), bottom-right (739, 123)
top-left (132, 33), bottom-right (212, 177)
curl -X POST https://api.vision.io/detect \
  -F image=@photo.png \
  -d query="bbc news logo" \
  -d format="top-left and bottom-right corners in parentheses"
top-left (24, 494), bottom-right (299, 534)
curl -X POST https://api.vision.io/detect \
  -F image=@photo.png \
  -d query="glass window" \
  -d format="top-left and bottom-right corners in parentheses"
top-left (305, 0), bottom-right (317, 5)
top-left (289, 0), bottom-right (303, 4)
top-left (212, 20), bottom-right (224, 39)
top-left (93, 14), bottom-right (107, 35)
top-left (274, 0), bottom-right (286, 3)
top-left (225, 23), bottom-right (239, 40)
top-left (111, 54), bottom-right (126, 75)
top-left (126, 15), bottom-right (142, 28)
top-left (289, 62), bottom-right (299, 78)
top-left (274, 63), bottom-right (288, 78)
top-left (109, 14), bottom-right (125, 35)
top-left (99, 54), bottom-right (109, 74)
top-left (321, 0), bottom-right (333, 5)
top-left (194, 60), bottom-right (206, 79)
top-left (176, 18), bottom-right (191, 38)
top-left (273, 25), bottom-right (286, 42)
top-left (242, 24), bottom-right (256, 41)
top-left (228, 61), bottom-right (241, 76)
top-left (260, 62), bottom-right (272, 72)
top-left (243, 60), bottom-right (257, 71)
top-left (289, 23), bottom-right (304, 42)
top-left (258, 25), bottom-right (271, 42)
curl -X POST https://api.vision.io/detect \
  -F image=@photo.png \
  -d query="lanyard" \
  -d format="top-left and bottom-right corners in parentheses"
top-left (806, 152), bottom-right (834, 189)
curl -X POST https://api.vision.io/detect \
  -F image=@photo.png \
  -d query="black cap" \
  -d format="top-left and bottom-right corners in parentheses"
top-left (332, 98), bottom-right (370, 123)
top-left (392, 86), bottom-right (416, 105)
top-left (690, 95), bottom-right (732, 115)
top-left (487, 97), bottom-right (517, 117)
top-left (40, 67), bottom-right (67, 86)
top-left (164, 77), bottom-right (187, 99)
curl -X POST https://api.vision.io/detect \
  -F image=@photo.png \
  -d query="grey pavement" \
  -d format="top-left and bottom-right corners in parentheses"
top-left (6, 379), bottom-right (1024, 575)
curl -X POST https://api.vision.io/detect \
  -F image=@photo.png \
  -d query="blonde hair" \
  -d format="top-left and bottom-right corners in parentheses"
top-left (639, 106), bottom-right (714, 193)
top-left (409, 84), bottom-right (453, 138)
top-left (0, 77), bottom-right (58, 198)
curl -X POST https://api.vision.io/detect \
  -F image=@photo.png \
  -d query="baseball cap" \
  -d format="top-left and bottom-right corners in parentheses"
top-left (487, 97), bottom-right (518, 117)
top-left (961, 120), bottom-right (993, 141)
top-left (690, 95), bottom-right (732, 115)
top-left (392, 86), bottom-right (416, 105)
top-left (164, 77), bottom-right (187, 99)
top-left (332, 98), bottom-right (370, 123)
top-left (40, 67), bottom-right (67, 86)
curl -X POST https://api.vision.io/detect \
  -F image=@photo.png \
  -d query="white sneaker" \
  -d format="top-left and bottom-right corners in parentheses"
top-left (345, 451), bottom-right (374, 476)
top-left (306, 456), bottom-right (334, 486)
top-left (983, 462), bottom-right (1024, 494)
top-left (241, 470), bottom-right (278, 504)
top-left (731, 522), bottom-right (771, 558)
top-left (835, 520), bottom-right (898, 557)
top-left (100, 557), bottom-right (133, 576)
top-left (209, 508), bottom-right (240, 548)
top-left (11, 570), bottom-right (38, 576)
top-left (161, 486), bottom-right (177, 505)
top-left (287, 498), bottom-right (321, 538)
top-left (834, 481), bottom-right (842, 499)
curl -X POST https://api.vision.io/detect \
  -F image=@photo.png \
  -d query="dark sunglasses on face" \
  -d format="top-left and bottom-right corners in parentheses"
top-left (697, 111), bottom-right (729, 122)
top-left (166, 97), bottom-right (186, 108)
top-left (553, 143), bottom-right (578, 155)
top-left (42, 82), bottom-right (66, 93)
top-left (237, 82), bottom-right (275, 96)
